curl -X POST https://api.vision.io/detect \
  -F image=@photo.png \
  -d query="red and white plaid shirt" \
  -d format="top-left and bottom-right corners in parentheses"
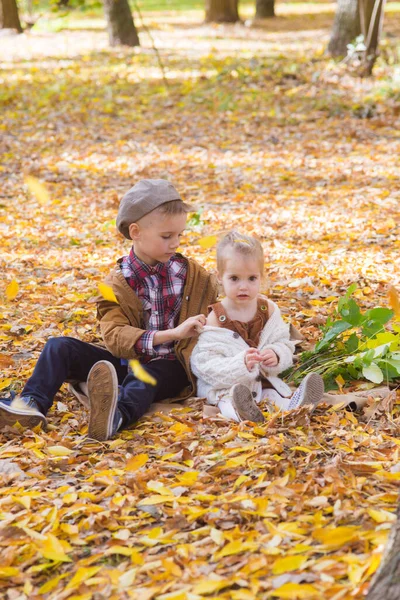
top-left (121, 248), bottom-right (187, 361)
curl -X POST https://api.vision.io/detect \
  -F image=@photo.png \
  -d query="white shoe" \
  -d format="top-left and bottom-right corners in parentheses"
top-left (288, 373), bottom-right (324, 411)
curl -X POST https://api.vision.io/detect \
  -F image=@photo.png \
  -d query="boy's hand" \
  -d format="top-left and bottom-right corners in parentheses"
top-left (173, 314), bottom-right (206, 340)
top-left (259, 349), bottom-right (279, 367)
top-left (245, 348), bottom-right (263, 371)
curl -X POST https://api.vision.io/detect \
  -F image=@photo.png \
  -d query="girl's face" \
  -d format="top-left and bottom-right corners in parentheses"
top-left (218, 252), bottom-right (262, 304)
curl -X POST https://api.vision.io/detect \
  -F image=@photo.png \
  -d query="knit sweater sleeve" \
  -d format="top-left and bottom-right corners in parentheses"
top-left (259, 304), bottom-right (295, 377)
top-left (190, 329), bottom-right (258, 389)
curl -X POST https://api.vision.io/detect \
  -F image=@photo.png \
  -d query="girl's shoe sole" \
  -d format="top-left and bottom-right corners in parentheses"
top-left (231, 384), bottom-right (265, 423)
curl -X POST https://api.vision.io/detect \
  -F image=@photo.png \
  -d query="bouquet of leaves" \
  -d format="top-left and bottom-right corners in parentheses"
top-left (286, 285), bottom-right (400, 391)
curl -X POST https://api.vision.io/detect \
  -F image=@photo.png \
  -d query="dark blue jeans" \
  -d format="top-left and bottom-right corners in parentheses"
top-left (21, 337), bottom-right (189, 429)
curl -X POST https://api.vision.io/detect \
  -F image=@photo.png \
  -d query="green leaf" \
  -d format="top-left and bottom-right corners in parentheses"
top-left (339, 298), bottom-right (362, 326)
top-left (338, 283), bottom-right (358, 311)
top-left (362, 363), bottom-right (384, 384)
top-left (386, 359), bottom-right (400, 374)
top-left (345, 333), bottom-right (359, 353)
top-left (315, 320), bottom-right (352, 351)
top-left (347, 365), bottom-right (360, 379)
top-left (364, 307), bottom-right (394, 326)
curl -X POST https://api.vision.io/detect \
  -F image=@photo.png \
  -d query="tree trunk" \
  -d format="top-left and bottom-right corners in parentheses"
top-left (0, 0), bottom-right (23, 32)
top-left (328, 0), bottom-right (361, 56)
top-left (103, 0), bottom-right (140, 47)
top-left (205, 0), bottom-right (239, 23)
top-left (255, 0), bottom-right (275, 19)
top-left (359, 0), bottom-right (386, 75)
top-left (366, 502), bottom-right (400, 598)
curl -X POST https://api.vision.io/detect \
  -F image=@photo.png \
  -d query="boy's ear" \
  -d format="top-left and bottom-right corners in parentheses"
top-left (216, 271), bottom-right (222, 283)
top-left (128, 223), bottom-right (140, 240)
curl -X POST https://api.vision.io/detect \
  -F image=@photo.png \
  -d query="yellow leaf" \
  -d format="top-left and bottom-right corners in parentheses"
top-left (0, 567), bottom-right (19, 578)
top-left (38, 574), bottom-right (68, 593)
top-left (272, 555), bottom-right (307, 575)
top-left (162, 558), bottom-right (182, 577)
top-left (198, 235), bottom-right (218, 249)
top-left (137, 495), bottom-right (176, 506)
top-left (37, 533), bottom-right (72, 562)
top-left (129, 359), bottom-right (157, 386)
top-left (233, 475), bottom-right (250, 489)
top-left (119, 568), bottom-right (137, 587)
top-left (388, 285), bottom-right (400, 317)
top-left (176, 471), bottom-right (198, 485)
top-left (24, 175), bottom-right (50, 205)
top-left (290, 446), bottom-right (314, 453)
top-left (60, 523), bottom-right (79, 535)
top-left (272, 583), bottom-right (319, 599)
top-left (98, 282), bottom-right (118, 304)
top-left (367, 508), bottom-right (396, 523)
top-left (147, 480), bottom-right (173, 495)
top-left (105, 546), bottom-right (137, 556)
top-left (23, 581), bottom-right (33, 596)
top-left (192, 579), bottom-right (230, 594)
top-left (335, 374), bottom-right (345, 391)
top-left (214, 540), bottom-right (258, 559)
top-left (225, 454), bottom-right (252, 468)
top-left (313, 526), bottom-right (359, 548)
top-left (66, 566), bottom-right (102, 590)
top-left (13, 495), bottom-right (31, 510)
top-left (0, 378), bottom-right (12, 391)
top-left (156, 592), bottom-right (187, 600)
top-left (47, 445), bottom-right (73, 457)
top-left (6, 280), bottom-right (19, 301)
top-left (125, 453), bottom-right (149, 472)
top-left (63, 493), bottom-right (78, 505)
top-left (169, 421), bottom-right (192, 435)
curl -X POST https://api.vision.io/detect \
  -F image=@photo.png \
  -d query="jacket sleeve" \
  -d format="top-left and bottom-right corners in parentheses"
top-left (96, 298), bottom-right (147, 360)
top-left (191, 332), bottom-right (258, 389)
top-left (259, 318), bottom-right (295, 378)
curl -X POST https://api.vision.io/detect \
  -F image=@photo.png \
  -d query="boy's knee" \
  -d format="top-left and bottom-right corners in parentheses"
top-left (44, 336), bottom-right (75, 357)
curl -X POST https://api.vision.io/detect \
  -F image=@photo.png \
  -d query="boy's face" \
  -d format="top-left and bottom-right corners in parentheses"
top-left (129, 211), bottom-right (187, 265)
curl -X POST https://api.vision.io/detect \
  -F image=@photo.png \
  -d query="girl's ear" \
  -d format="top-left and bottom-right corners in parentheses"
top-left (216, 271), bottom-right (222, 284)
top-left (129, 223), bottom-right (140, 240)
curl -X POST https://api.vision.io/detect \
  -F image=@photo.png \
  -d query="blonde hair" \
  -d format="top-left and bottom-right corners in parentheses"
top-left (217, 231), bottom-right (264, 275)
top-left (155, 199), bottom-right (192, 216)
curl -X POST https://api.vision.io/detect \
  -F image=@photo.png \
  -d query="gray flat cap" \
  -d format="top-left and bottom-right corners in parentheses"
top-left (116, 179), bottom-right (182, 239)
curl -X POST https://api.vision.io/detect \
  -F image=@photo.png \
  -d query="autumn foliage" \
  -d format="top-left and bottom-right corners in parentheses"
top-left (0, 4), bottom-right (400, 599)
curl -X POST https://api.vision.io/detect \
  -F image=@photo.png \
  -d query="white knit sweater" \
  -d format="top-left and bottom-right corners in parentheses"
top-left (191, 300), bottom-right (295, 404)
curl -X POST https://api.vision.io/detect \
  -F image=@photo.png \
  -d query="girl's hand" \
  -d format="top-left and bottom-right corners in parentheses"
top-left (245, 348), bottom-right (262, 371)
top-left (260, 349), bottom-right (279, 367)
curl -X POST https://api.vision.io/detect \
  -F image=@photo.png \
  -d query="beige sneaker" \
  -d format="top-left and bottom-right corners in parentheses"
top-left (87, 361), bottom-right (121, 441)
top-left (231, 384), bottom-right (265, 423)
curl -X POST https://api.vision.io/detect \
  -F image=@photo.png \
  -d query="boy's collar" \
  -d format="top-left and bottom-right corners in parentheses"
top-left (129, 246), bottom-right (172, 275)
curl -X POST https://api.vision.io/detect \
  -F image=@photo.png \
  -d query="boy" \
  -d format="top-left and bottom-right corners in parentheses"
top-left (0, 179), bottom-right (218, 440)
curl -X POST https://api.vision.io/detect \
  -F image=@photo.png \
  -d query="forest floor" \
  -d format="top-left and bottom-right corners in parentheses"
top-left (1, 4), bottom-right (400, 599)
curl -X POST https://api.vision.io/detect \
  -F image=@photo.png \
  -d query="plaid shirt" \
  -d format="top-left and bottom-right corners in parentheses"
top-left (121, 248), bottom-right (187, 361)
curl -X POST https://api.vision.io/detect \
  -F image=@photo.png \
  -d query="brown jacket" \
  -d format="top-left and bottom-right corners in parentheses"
top-left (96, 255), bottom-right (219, 401)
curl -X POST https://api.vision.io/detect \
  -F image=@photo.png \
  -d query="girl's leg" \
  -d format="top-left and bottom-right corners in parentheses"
top-left (262, 388), bottom-right (291, 410)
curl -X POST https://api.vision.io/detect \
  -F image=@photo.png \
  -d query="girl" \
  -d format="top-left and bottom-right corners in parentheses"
top-left (190, 231), bottom-right (324, 422)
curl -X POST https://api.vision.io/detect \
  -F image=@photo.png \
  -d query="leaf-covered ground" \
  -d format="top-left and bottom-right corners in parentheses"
top-left (1, 4), bottom-right (400, 599)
